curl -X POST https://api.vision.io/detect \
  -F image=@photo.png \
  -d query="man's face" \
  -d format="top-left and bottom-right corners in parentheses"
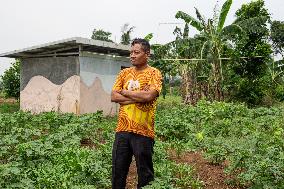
top-left (130, 44), bottom-right (148, 67)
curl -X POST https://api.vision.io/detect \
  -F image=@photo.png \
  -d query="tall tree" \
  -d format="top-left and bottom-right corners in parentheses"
top-left (229, 0), bottom-right (272, 105)
top-left (270, 20), bottom-right (284, 100)
top-left (1, 60), bottom-right (20, 99)
top-left (150, 43), bottom-right (177, 99)
top-left (91, 28), bottom-right (113, 42)
top-left (120, 23), bottom-right (135, 45)
top-left (270, 20), bottom-right (284, 58)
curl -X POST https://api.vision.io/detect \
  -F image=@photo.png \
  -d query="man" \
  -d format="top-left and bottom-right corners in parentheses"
top-left (111, 38), bottom-right (162, 189)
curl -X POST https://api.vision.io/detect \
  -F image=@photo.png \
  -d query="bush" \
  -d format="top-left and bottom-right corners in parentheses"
top-left (275, 84), bottom-right (284, 101)
top-left (1, 60), bottom-right (20, 99)
top-left (155, 100), bottom-right (284, 188)
top-left (0, 103), bottom-right (20, 113)
top-left (0, 78), bottom-right (3, 92)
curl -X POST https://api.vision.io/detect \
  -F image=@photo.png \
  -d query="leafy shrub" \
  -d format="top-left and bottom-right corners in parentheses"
top-left (1, 60), bottom-right (20, 99)
top-left (0, 111), bottom-right (201, 189)
top-left (156, 100), bottom-right (284, 188)
top-left (0, 103), bottom-right (20, 113)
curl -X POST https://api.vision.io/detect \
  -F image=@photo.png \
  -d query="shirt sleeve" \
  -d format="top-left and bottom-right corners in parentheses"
top-left (149, 69), bottom-right (163, 95)
top-left (112, 70), bottom-right (125, 91)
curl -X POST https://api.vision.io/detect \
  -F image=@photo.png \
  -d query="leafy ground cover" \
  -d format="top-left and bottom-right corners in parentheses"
top-left (1, 97), bottom-right (284, 188)
top-left (156, 99), bottom-right (284, 189)
top-left (0, 109), bottom-right (202, 189)
top-left (0, 97), bottom-right (19, 113)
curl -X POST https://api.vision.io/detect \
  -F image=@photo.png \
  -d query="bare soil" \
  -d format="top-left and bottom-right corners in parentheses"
top-left (126, 159), bottom-right (138, 189)
top-left (168, 150), bottom-right (243, 189)
top-left (125, 151), bottom-right (244, 189)
top-left (0, 97), bottom-right (17, 104)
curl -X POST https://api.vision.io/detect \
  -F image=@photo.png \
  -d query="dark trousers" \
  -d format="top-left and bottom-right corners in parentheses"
top-left (112, 132), bottom-right (154, 189)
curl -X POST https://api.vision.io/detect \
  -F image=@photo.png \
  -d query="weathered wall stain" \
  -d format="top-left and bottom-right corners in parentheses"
top-left (20, 75), bottom-right (117, 115)
top-left (80, 77), bottom-right (117, 116)
top-left (20, 75), bottom-right (80, 114)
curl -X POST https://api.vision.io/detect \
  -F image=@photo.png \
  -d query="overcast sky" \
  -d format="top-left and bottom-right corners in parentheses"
top-left (0, 0), bottom-right (283, 75)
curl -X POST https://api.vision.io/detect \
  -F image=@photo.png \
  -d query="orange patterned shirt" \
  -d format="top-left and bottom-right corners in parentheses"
top-left (112, 66), bottom-right (162, 139)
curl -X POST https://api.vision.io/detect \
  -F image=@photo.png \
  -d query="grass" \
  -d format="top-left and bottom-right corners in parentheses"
top-left (0, 102), bottom-right (20, 113)
top-left (0, 92), bottom-right (5, 98)
top-left (0, 90), bottom-right (20, 113)
top-left (157, 95), bottom-right (183, 110)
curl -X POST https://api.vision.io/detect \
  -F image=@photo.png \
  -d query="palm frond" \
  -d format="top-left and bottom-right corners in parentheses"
top-left (217, 0), bottom-right (232, 32)
top-left (144, 33), bottom-right (153, 42)
top-left (194, 7), bottom-right (206, 27)
top-left (183, 23), bottom-right (189, 39)
top-left (221, 24), bottom-right (244, 38)
top-left (176, 11), bottom-right (204, 31)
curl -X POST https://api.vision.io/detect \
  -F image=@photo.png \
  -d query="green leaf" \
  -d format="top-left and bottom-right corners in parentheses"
top-left (195, 7), bottom-right (206, 26)
top-left (217, 0), bottom-right (232, 32)
top-left (175, 11), bottom-right (204, 31)
top-left (144, 33), bottom-right (154, 42)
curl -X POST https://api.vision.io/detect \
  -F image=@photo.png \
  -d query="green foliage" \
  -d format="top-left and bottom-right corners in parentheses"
top-left (175, 11), bottom-right (204, 31)
top-left (91, 28), bottom-right (113, 42)
top-left (144, 141), bottom-right (203, 189)
top-left (0, 111), bottom-right (111, 188)
top-left (172, 0), bottom-right (281, 105)
top-left (0, 102), bottom-right (19, 113)
top-left (270, 20), bottom-right (284, 57)
top-left (149, 43), bottom-right (180, 99)
top-left (156, 100), bottom-right (284, 188)
top-left (2, 98), bottom-right (284, 188)
top-left (1, 60), bottom-right (20, 99)
top-left (0, 78), bottom-right (3, 92)
top-left (226, 0), bottom-right (273, 106)
top-left (275, 83), bottom-right (284, 101)
top-left (0, 110), bottom-right (201, 189)
top-left (175, 0), bottom-right (239, 103)
top-left (217, 0), bottom-right (232, 32)
top-left (157, 95), bottom-right (182, 110)
top-left (144, 33), bottom-right (153, 42)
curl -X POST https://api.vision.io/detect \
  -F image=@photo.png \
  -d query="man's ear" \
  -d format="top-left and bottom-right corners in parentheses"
top-left (146, 51), bottom-right (150, 58)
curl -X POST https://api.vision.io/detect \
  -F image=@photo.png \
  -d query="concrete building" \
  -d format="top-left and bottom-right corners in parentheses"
top-left (0, 37), bottom-right (131, 115)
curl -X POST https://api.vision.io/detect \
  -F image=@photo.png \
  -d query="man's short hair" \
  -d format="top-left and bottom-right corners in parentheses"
top-left (131, 38), bottom-right (150, 54)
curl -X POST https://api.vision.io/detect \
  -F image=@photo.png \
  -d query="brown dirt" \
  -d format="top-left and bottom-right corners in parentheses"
top-left (0, 97), bottom-right (17, 104)
top-left (126, 158), bottom-right (138, 189)
top-left (80, 138), bottom-right (97, 149)
top-left (169, 150), bottom-right (243, 189)
top-left (122, 151), bottom-right (244, 189)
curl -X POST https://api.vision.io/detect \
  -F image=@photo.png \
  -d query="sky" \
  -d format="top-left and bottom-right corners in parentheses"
top-left (0, 0), bottom-right (283, 75)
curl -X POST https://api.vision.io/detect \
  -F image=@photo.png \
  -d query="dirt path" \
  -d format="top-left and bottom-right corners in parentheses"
top-left (126, 151), bottom-right (243, 189)
top-left (169, 150), bottom-right (243, 189)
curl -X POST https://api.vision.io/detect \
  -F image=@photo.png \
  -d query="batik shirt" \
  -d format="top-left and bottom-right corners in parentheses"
top-left (112, 66), bottom-right (162, 139)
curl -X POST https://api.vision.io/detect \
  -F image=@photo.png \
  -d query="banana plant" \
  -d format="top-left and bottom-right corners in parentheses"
top-left (269, 60), bottom-right (284, 84)
top-left (175, 0), bottom-right (243, 101)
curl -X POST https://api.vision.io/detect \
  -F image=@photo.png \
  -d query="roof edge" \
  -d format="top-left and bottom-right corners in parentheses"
top-left (0, 37), bottom-right (131, 58)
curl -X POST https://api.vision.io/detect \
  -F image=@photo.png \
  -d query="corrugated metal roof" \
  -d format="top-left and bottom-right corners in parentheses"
top-left (0, 37), bottom-right (130, 58)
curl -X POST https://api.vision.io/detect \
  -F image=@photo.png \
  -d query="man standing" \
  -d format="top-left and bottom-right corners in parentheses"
top-left (111, 38), bottom-right (162, 189)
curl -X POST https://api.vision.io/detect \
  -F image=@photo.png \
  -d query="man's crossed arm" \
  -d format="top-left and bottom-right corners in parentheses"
top-left (111, 88), bottom-right (159, 105)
